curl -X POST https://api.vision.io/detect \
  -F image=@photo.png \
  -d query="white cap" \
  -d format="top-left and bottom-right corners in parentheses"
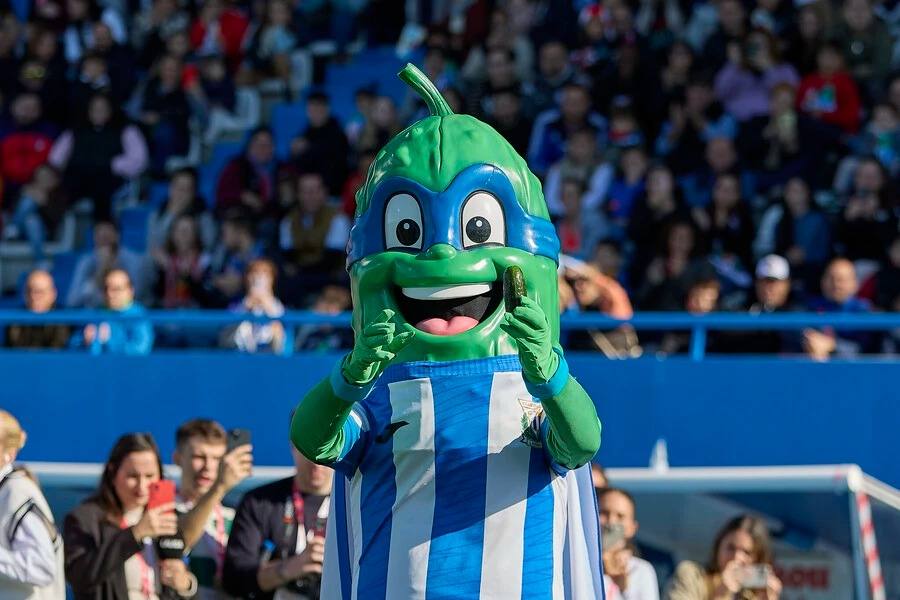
top-left (756, 254), bottom-right (790, 280)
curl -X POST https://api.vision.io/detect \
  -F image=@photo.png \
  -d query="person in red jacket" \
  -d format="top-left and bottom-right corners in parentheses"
top-left (796, 41), bottom-right (861, 134)
top-left (189, 0), bottom-right (250, 73)
top-left (0, 93), bottom-right (57, 194)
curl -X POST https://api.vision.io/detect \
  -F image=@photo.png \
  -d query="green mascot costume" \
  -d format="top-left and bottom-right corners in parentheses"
top-left (291, 64), bottom-right (604, 600)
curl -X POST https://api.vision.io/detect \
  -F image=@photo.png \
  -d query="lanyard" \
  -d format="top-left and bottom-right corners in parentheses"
top-left (291, 481), bottom-right (305, 528)
top-left (120, 516), bottom-right (153, 598)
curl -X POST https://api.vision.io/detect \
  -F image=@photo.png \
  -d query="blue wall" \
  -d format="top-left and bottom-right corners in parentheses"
top-left (2, 352), bottom-right (898, 486)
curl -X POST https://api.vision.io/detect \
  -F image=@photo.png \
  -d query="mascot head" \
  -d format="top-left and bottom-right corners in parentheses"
top-left (347, 64), bottom-right (560, 362)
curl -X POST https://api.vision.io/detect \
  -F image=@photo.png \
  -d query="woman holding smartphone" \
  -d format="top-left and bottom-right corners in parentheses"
top-left (64, 433), bottom-right (197, 599)
top-left (665, 514), bottom-right (782, 600)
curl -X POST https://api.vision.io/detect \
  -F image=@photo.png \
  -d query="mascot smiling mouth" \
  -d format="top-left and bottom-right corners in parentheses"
top-left (394, 282), bottom-right (503, 335)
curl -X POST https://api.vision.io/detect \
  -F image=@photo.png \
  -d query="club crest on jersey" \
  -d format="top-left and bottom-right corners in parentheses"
top-left (518, 396), bottom-right (543, 448)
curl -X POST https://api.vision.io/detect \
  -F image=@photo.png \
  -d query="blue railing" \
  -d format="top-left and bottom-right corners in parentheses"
top-left (0, 310), bottom-right (896, 360)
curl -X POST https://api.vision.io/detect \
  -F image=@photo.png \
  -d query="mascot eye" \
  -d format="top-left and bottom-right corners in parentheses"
top-left (462, 192), bottom-right (505, 248)
top-left (384, 193), bottom-right (423, 250)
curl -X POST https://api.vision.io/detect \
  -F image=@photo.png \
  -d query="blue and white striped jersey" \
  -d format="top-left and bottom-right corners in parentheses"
top-left (319, 355), bottom-right (605, 600)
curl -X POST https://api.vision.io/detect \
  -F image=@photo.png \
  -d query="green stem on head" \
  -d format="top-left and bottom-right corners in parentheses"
top-left (399, 63), bottom-right (453, 118)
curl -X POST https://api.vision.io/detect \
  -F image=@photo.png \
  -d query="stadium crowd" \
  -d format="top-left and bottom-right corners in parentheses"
top-left (0, 0), bottom-right (898, 359)
top-left (0, 408), bottom-right (786, 599)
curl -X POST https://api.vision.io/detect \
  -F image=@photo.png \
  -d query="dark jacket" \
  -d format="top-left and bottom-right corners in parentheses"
top-left (223, 477), bottom-right (327, 600)
top-left (63, 500), bottom-right (189, 600)
top-left (3, 324), bottom-right (72, 349)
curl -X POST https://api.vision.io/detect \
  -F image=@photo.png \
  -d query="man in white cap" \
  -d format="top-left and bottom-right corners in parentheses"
top-left (751, 254), bottom-right (792, 314)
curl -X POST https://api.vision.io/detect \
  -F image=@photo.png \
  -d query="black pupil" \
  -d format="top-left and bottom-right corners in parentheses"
top-left (396, 219), bottom-right (420, 246)
top-left (466, 216), bottom-right (491, 244)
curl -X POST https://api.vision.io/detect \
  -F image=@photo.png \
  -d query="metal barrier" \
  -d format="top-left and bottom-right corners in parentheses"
top-left (0, 309), bottom-right (896, 360)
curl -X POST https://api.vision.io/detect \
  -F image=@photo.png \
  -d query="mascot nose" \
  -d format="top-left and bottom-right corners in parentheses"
top-left (423, 243), bottom-right (457, 260)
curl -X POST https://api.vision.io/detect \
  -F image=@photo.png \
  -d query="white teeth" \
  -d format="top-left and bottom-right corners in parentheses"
top-left (402, 284), bottom-right (491, 300)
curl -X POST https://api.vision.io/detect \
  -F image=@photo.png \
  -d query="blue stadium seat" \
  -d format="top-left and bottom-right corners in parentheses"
top-left (324, 47), bottom-right (424, 123)
top-left (119, 206), bottom-right (152, 253)
top-left (147, 182), bottom-right (170, 208)
top-left (50, 251), bottom-right (83, 304)
top-left (199, 141), bottom-right (244, 208)
top-left (271, 102), bottom-right (308, 160)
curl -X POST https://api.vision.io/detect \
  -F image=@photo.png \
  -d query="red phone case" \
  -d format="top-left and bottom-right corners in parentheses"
top-left (147, 480), bottom-right (176, 511)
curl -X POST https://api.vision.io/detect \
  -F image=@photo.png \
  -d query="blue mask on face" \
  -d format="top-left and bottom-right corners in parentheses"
top-left (347, 164), bottom-right (560, 267)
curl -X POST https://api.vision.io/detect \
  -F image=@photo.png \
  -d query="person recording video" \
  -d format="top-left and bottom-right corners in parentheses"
top-left (223, 440), bottom-right (331, 600)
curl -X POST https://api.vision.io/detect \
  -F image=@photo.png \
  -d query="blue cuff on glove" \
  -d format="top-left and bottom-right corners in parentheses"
top-left (330, 358), bottom-right (375, 404)
top-left (524, 349), bottom-right (569, 399)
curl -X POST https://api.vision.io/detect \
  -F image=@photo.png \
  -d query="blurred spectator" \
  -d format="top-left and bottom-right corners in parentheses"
top-left (200, 212), bottom-right (261, 307)
top-left (556, 178), bottom-right (609, 260)
top-left (290, 92), bottom-right (350, 195)
top-left (63, 433), bottom-right (196, 598)
top-left (859, 236), bottom-right (900, 311)
top-left (185, 53), bottom-right (240, 147)
top-left (658, 41), bottom-right (695, 104)
top-left (847, 102), bottom-right (900, 179)
top-left (771, 177), bottom-right (832, 288)
top-left (561, 258), bottom-right (639, 357)
top-left (0, 410), bottom-right (65, 599)
top-left (294, 284), bottom-right (354, 351)
top-left (486, 85), bottom-right (533, 156)
top-left (635, 0), bottom-right (685, 57)
top-left (223, 259), bottom-right (285, 354)
top-left (627, 165), bottom-right (690, 284)
top-left (713, 29), bottom-right (799, 123)
top-left (131, 0), bottom-right (191, 69)
top-left (173, 419), bottom-right (252, 599)
top-left (804, 257), bottom-right (874, 359)
top-left (698, 0), bottom-right (749, 72)
top-left (0, 93), bottom-right (57, 195)
top-left (3, 270), bottom-right (71, 349)
top-left (604, 145), bottom-right (649, 239)
top-left (528, 81), bottom-right (607, 176)
top-left (692, 172), bottom-right (755, 273)
top-left (278, 171), bottom-right (350, 301)
top-left (796, 42), bottom-right (861, 134)
top-left (3, 164), bottom-right (67, 265)
top-left (830, 0), bottom-right (893, 97)
top-left (724, 255), bottom-right (804, 354)
top-left (738, 83), bottom-right (838, 194)
top-left (223, 440), bottom-right (332, 599)
top-left (664, 514), bottom-right (782, 600)
top-left (134, 54), bottom-right (192, 175)
top-left (152, 215), bottom-right (210, 309)
top-left (592, 238), bottom-right (627, 283)
top-left (679, 136), bottom-right (747, 208)
top-left (241, 0), bottom-right (297, 87)
top-left (357, 95), bottom-right (402, 152)
top-left (784, 4), bottom-right (827, 76)
top-left (189, 0), bottom-right (251, 73)
top-left (69, 52), bottom-right (116, 121)
top-left (72, 268), bottom-right (155, 355)
top-left (659, 264), bottom-right (721, 353)
top-left (655, 74), bottom-right (737, 176)
top-left (90, 22), bottom-right (137, 105)
top-left (149, 167), bottom-right (217, 253)
top-left (545, 128), bottom-right (614, 219)
top-left (598, 487), bottom-right (659, 600)
top-left (836, 159), bottom-right (898, 262)
top-left (215, 127), bottom-right (280, 227)
top-left (636, 220), bottom-right (704, 310)
top-left (67, 221), bottom-right (149, 308)
top-left (49, 93), bottom-right (148, 222)
top-left (750, 0), bottom-right (794, 36)
top-left (531, 39), bottom-right (577, 115)
top-left (62, 0), bottom-right (127, 65)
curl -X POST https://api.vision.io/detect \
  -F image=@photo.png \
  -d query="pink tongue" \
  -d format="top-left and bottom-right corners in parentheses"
top-left (415, 316), bottom-right (479, 335)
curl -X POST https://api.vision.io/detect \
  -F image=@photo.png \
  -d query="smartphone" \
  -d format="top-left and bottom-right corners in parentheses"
top-left (227, 428), bottom-right (251, 452)
top-left (601, 522), bottom-right (626, 549)
top-left (741, 564), bottom-right (771, 589)
top-left (147, 480), bottom-right (175, 511)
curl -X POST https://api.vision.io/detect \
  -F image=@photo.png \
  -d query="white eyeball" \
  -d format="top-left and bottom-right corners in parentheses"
top-left (384, 193), bottom-right (423, 250)
top-left (461, 192), bottom-right (505, 248)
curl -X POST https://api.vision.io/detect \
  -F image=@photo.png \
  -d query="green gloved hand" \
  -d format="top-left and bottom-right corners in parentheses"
top-left (500, 295), bottom-right (560, 383)
top-left (342, 309), bottom-right (415, 386)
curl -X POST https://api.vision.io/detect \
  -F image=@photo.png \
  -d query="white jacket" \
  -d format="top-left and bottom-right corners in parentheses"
top-left (0, 465), bottom-right (65, 599)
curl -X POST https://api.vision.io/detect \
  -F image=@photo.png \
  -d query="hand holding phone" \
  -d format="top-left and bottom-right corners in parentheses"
top-left (741, 564), bottom-right (771, 589)
top-left (219, 429), bottom-right (253, 492)
top-left (227, 429), bottom-right (252, 452)
top-left (147, 480), bottom-right (176, 511)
